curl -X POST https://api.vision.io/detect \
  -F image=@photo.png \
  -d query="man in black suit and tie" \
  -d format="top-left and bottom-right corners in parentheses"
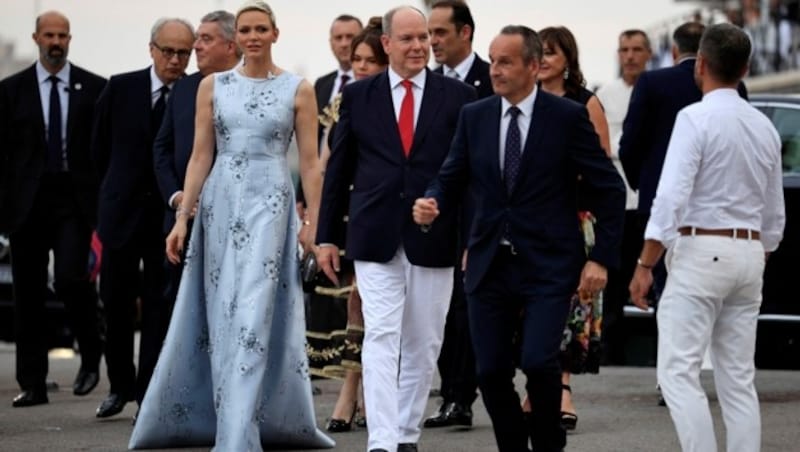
top-left (424, 0), bottom-right (492, 430)
top-left (619, 22), bottom-right (748, 310)
top-left (414, 25), bottom-right (624, 452)
top-left (152, 10), bottom-right (240, 358)
top-left (315, 14), bottom-right (363, 115)
top-left (91, 17), bottom-right (195, 419)
top-left (316, 7), bottom-right (476, 452)
top-left (0, 10), bottom-right (105, 407)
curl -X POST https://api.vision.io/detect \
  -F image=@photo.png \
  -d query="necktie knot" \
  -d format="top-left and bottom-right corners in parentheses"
top-left (338, 74), bottom-right (350, 93)
top-left (401, 79), bottom-right (413, 91)
top-left (508, 105), bottom-right (521, 120)
top-left (159, 85), bottom-right (170, 96)
top-left (446, 68), bottom-right (460, 80)
top-left (48, 75), bottom-right (60, 85)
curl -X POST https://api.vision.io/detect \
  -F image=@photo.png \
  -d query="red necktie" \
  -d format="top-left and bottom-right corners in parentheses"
top-left (398, 80), bottom-right (414, 157)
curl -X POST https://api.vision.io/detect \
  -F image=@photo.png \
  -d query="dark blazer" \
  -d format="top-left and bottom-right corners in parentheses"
top-left (314, 70), bottom-right (337, 114)
top-left (434, 53), bottom-right (493, 99)
top-left (317, 68), bottom-right (477, 267)
top-left (619, 58), bottom-right (748, 214)
top-left (92, 67), bottom-right (164, 248)
top-left (427, 91), bottom-right (626, 294)
top-left (0, 63), bottom-right (106, 233)
top-left (153, 71), bottom-right (204, 233)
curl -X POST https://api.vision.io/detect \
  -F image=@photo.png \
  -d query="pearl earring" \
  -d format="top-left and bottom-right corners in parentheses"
top-left (563, 67), bottom-right (570, 80)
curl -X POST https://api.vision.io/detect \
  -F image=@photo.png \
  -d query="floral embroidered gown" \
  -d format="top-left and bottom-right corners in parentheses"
top-left (129, 69), bottom-right (334, 451)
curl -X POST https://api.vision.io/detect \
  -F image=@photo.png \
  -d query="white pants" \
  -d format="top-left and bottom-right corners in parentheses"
top-left (355, 248), bottom-right (453, 452)
top-left (657, 235), bottom-right (765, 452)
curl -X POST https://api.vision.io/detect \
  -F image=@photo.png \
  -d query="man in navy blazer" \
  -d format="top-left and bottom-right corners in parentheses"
top-left (91, 17), bottom-right (194, 419)
top-left (415, 26), bottom-right (624, 452)
top-left (316, 7), bottom-right (476, 452)
top-left (619, 21), bottom-right (747, 302)
top-left (425, 0), bottom-right (493, 430)
top-left (0, 11), bottom-right (105, 407)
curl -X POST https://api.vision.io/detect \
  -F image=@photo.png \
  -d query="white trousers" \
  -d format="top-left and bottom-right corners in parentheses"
top-left (355, 248), bottom-right (453, 452)
top-left (657, 235), bottom-right (765, 452)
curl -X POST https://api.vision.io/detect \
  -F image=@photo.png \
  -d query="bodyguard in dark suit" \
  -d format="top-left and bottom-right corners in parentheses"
top-left (314, 14), bottom-right (363, 116)
top-left (316, 7), bottom-right (476, 452)
top-left (415, 26), bottom-right (624, 452)
top-left (153, 10), bottom-right (240, 333)
top-left (0, 11), bottom-right (105, 407)
top-left (425, 0), bottom-right (493, 430)
top-left (619, 21), bottom-right (748, 299)
top-left (91, 17), bottom-right (195, 419)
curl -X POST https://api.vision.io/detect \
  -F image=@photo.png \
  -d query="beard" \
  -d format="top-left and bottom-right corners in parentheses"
top-left (42, 45), bottom-right (67, 66)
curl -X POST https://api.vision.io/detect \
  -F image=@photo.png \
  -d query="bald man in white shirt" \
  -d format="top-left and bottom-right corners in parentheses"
top-left (630, 23), bottom-right (785, 452)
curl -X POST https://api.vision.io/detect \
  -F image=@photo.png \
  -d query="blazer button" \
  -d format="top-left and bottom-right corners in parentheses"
top-left (348, 184), bottom-right (354, 191)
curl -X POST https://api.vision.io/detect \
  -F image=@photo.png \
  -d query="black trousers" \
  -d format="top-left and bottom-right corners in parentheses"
top-left (468, 246), bottom-right (570, 452)
top-left (436, 264), bottom-right (478, 407)
top-left (10, 173), bottom-right (102, 391)
top-left (100, 201), bottom-right (165, 403)
top-left (601, 209), bottom-right (642, 365)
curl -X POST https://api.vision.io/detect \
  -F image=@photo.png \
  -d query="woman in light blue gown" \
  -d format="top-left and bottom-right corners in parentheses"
top-left (129, 1), bottom-right (333, 450)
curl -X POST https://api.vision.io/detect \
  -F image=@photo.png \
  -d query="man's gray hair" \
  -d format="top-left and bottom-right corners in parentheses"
top-left (201, 10), bottom-right (241, 57)
top-left (499, 25), bottom-right (542, 64)
top-left (382, 5), bottom-right (425, 37)
top-left (150, 17), bottom-right (195, 43)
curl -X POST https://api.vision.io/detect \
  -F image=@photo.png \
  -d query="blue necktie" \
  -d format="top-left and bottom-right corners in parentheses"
top-left (504, 106), bottom-right (522, 194)
top-left (47, 75), bottom-right (63, 172)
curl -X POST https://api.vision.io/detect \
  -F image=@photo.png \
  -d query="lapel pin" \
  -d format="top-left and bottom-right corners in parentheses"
top-left (74, 83), bottom-right (82, 91)
top-left (474, 80), bottom-right (481, 87)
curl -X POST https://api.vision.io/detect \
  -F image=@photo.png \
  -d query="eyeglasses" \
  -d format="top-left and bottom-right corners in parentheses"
top-left (151, 42), bottom-right (192, 60)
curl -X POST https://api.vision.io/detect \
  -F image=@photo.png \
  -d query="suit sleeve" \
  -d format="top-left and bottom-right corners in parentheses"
top-left (0, 81), bottom-right (9, 224)
top-left (316, 86), bottom-right (357, 246)
top-left (153, 93), bottom-right (179, 207)
top-left (618, 73), bottom-right (650, 190)
top-left (426, 107), bottom-right (471, 215)
top-left (91, 80), bottom-right (113, 181)
top-left (569, 105), bottom-right (626, 270)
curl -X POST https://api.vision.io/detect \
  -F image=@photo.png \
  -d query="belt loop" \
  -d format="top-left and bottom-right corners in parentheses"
top-left (747, 229), bottom-right (752, 240)
top-left (732, 227), bottom-right (738, 239)
top-left (691, 226), bottom-right (697, 237)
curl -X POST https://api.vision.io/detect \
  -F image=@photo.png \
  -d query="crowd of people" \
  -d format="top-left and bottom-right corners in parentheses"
top-left (0, 1), bottom-right (785, 451)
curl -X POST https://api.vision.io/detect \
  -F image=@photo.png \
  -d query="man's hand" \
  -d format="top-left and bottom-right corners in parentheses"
top-left (413, 197), bottom-right (439, 225)
top-left (628, 265), bottom-right (653, 310)
top-left (576, 260), bottom-right (607, 302)
top-left (314, 244), bottom-right (340, 286)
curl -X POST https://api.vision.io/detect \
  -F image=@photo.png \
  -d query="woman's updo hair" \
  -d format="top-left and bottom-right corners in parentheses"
top-left (350, 16), bottom-right (388, 66)
top-left (235, 0), bottom-right (276, 28)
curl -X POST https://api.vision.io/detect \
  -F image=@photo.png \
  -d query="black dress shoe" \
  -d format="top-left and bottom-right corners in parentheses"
top-left (397, 443), bottom-right (418, 452)
top-left (12, 389), bottom-right (48, 407)
top-left (73, 370), bottom-right (100, 396)
top-left (368, 449), bottom-right (388, 452)
top-left (423, 402), bottom-right (452, 428)
top-left (96, 393), bottom-right (129, 418)
top-left (445, 402), bottom-right (473, 427)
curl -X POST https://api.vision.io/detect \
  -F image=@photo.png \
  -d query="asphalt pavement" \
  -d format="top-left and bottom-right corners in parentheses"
top-left (1, 341), bottom-right (798, 452)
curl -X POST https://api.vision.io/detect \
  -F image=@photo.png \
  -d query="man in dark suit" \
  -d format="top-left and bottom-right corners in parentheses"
top-left (425, 0), bottom-right (492, 430)
top-left (315, 14), bottom-right (363, 115)
top-left (91, 17), bottom-right (194, 419)
top-left (619, 21), bottom-right (748, 302)
top-left (316, 7), bottom-right (476, 452)
top-left (0, 10), bottom-right (105, 407)
top-left (153, 10), bottom-right (240, 353)
top-left (414, 26), bottom-right (624, 452)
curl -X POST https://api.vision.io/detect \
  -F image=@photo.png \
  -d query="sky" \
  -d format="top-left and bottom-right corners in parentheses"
top-left (0, 0), bottom-right (699, 87)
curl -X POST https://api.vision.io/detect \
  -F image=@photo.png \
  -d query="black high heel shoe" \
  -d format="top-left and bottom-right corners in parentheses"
top-left (560, 384), bottom-right (578, 431)
top-left (326, 401), bottom-right (357, 433)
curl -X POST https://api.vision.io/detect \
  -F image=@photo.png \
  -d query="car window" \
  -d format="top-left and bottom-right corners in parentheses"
top-left (769, 106), bottom-right (800, 173)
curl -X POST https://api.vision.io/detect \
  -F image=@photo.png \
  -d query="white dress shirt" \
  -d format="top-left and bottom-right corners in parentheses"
top-left (149, 66), bottom-right (173, 106)
top-left (329, 68), bottom-right (355, 104)
top-left (499, 87), bottom-right (537, 170)
top-left (596, 77), bottom-right (638, 210)
top-left (36, 61), bottom-right (70, 151)
top-left (645, 88), bottom-right (785, 251)
top-left (388, 68), bottom-right (426, 129)
top-left (442, 52), bottom-right (476, 81)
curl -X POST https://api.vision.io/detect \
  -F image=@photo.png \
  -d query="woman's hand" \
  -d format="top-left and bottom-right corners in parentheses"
top-left (166, 220), bottom-right (188, 264)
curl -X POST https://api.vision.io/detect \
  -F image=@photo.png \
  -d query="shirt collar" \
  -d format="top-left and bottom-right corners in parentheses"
top-left (388, 67), bottom-right (427, 91)
top-left (149, 66), bottom-right (174, 94)
top-left (501, 85), bottom-right (538, 118)
top-left (337, 68), bottom-right (355, 80)
top-left (36, 60), bottom-right (70, 86)
top-left (443, 52), bottom-right (476, 80)
top-left (703, 87), bottom-right (740, 101)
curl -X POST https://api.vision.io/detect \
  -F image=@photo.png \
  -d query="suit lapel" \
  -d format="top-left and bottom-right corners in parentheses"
top-left (483, 97), bottom-right (504, 193)
top-left (141, 68), bottom-right (156, 137)
top-left (65, 66), bottom-right (81, 153)
top-left (410, 69), bottom-right (443, 158)
top-left (369, 72), bottom-right (405, 159)
top-left (23, 66), bottom-right (47, 148)
top-left (512, 90), bottom-right (550, 196)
